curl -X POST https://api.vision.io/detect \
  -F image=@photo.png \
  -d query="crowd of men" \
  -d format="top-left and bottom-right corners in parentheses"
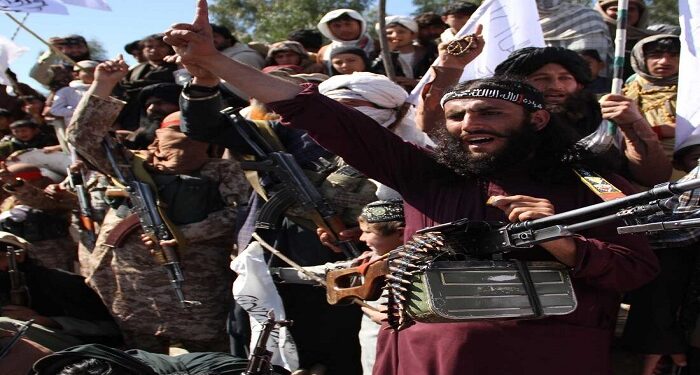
top-left (0, 0), bottom-right (696, 374)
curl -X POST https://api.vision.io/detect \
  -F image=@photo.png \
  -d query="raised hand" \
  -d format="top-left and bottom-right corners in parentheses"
top-left (599, 93), bottom-right (645, 128)
top-left (437, 24), bottom-right (485, 70)
top-left (164, 0), bottom-right (219, 70)
top-left (93, 55), bottom-right (129, 85)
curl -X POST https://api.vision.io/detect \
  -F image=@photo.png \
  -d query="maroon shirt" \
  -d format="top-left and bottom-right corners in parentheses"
top-left (268, 85), bottom-right (659, 375)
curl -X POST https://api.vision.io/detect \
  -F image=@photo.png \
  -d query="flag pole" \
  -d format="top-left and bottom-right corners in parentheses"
top-left (4, 12), bottom-right (86, 72)
top-left (377, 0), bottom-right (396, 80)
top-left (10, 13), bottom-right (29, 41)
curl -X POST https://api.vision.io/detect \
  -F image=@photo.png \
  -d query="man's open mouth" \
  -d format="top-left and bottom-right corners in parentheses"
top-left (464, 136), bottom-right (495, 145)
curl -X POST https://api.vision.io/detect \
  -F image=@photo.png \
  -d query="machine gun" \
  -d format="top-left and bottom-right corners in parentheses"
top-left (242, 310), bottom-right (292, 375)
top-left (419, 178), bottom-right (700, 258)
top-left (326, 178), bottom-right (700, 309)
top-left (223, 109), bottom-right (361, 259)
top-left (102, 137), bottom-right (199, 308)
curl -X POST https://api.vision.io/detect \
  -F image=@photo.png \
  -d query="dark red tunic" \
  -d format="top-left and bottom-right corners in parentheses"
top-left (268, 85), bottom-right (659, 375)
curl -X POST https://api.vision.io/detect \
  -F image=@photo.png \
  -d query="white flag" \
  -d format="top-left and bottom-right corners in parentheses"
top-left (675, 0), bottom-right (700, 151)
top-left (0, 35), bottom-right (29, 86)
top-left (409, 0), bottom-right (545, 103)
top-left (231, 242), bottom-right (299, 372)
top-left (60, 0), bottom-right (110, 11)
top-left (0, 0), bottom-right (68, 14)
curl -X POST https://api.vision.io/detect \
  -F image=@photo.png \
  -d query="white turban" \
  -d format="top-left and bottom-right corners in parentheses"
top-left (319, 72), bottom-right (407, 109)
top-left (380, 15), bottom-right (419, 34)
top-left (317, 9), bottom-right (367, 42)
top-left (319, 72), bottom-right (434, 148)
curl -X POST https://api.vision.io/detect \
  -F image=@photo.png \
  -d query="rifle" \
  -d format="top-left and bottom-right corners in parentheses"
top-left (223, 109), bottom-right (362, 259)
top-left (0, 319), bottom-right (34, 360)
top-left (6, 245), bottom-right (29, 307)
top-left (101, 136), bottom-right (199, 308)
top-left (242, 310), bottom-right (292, 375)
top-left (66, 149), bottom-right (96, 245)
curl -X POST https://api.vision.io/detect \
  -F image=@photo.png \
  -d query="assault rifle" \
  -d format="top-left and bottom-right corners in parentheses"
top-left (0, 319), bottom-right (34, 360)
top-left (418, 178), bottom-right (700, 257)
top-left (6, 245), bottom-right (29, 307)
top-left (66, 153), bottom-right (96, 245)
top-left (102, 137), bottom-right (199, 308)
top-left (223, 109), bottom-right (361, 259)
top-left (242, 310), bottom-right (292, 375)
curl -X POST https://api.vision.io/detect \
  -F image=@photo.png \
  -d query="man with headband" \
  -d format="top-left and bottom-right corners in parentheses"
top-left (165, 2), bottom-right (658, 373)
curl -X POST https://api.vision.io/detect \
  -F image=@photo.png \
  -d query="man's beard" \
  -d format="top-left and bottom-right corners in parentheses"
top-left (432, 119), bottom-right (541, 178)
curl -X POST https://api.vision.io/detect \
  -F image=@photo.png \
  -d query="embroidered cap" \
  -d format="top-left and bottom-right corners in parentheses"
top-left (361, 200), bottom-right (404, 223)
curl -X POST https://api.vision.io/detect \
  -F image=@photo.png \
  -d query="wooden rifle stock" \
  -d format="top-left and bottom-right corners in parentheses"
top-left (325, 258), bottom-right (389, 305)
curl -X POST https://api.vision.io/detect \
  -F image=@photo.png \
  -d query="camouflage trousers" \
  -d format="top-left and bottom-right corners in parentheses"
top-left (83, 211), bottom-right (234, 353)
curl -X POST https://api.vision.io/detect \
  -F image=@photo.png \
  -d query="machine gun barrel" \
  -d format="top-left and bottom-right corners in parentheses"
top-left (508, 179), bottom-right (700, 233)
top-left (618, 217), bottom-right (700, 234)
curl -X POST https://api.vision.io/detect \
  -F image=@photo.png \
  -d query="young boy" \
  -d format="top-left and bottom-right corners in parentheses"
top-left (316, 9), bottom-right (377, 70)
top-left (49, 60), bottom-right (98, 125)
top-left (355, 200), bottom-right (404, 375)
top-left (0, 120), bottom-right (56, 160)
top-left (371, 16), bottom-right (435, 90)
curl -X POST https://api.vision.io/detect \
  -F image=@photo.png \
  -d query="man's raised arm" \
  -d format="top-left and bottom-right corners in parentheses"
top-left (164, 0), bottom-right (301, 103)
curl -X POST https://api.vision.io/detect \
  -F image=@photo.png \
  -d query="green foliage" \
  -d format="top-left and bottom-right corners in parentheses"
top-left (210, 0), bottom-right (372, 43)
top-left (411, 0), bottom-right (482, 16)
top-left (646, 0), bottom-right (679, 26)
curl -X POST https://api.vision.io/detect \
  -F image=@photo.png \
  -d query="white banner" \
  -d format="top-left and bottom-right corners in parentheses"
top-left (0, 35), bottom-right (28, 86)
top-left (0, 0), bottom-right (68, 14)
top-left (60, 0), bottom-right (110, 11)
top-left (409, 0), bottom-right (545, 104)
top-left (231, 242), bottom-right (299, 372)
top-left (676, 0), bottom-right (700, 151)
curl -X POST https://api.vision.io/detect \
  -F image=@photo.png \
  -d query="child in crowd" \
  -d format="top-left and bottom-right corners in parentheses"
top-left (329, 46), bottom-right (370, 76)
top-left (371, 16), bottom-right (435, 91)
top-left (322, 200), bottom-right (404, 375)
top-left (49, 60), bottom-right (98, 125)
top-left (316, 9), bottom-right (378, 71)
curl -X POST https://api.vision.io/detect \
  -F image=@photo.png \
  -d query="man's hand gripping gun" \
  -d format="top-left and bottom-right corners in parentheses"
top-left (430, 178), bottom-right (700, 257)
top-left (102, 137), bottom-right (199, 308)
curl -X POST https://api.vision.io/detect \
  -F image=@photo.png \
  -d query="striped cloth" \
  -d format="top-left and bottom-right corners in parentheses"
top-left (538, 0), bottom-right (611, 73)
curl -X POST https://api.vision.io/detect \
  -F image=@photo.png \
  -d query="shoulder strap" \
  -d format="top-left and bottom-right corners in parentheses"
top-left (573, 168), bottom-right (626, 201)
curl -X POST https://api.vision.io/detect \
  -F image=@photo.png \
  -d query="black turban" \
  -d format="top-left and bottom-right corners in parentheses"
top-left (138, 83), bottom-right (182, 109)
top-left (494, 47), bottom-right (592, 84)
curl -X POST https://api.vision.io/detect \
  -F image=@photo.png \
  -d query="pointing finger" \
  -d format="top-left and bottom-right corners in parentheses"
top-left (193, 0), bottom-right (210, 30)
